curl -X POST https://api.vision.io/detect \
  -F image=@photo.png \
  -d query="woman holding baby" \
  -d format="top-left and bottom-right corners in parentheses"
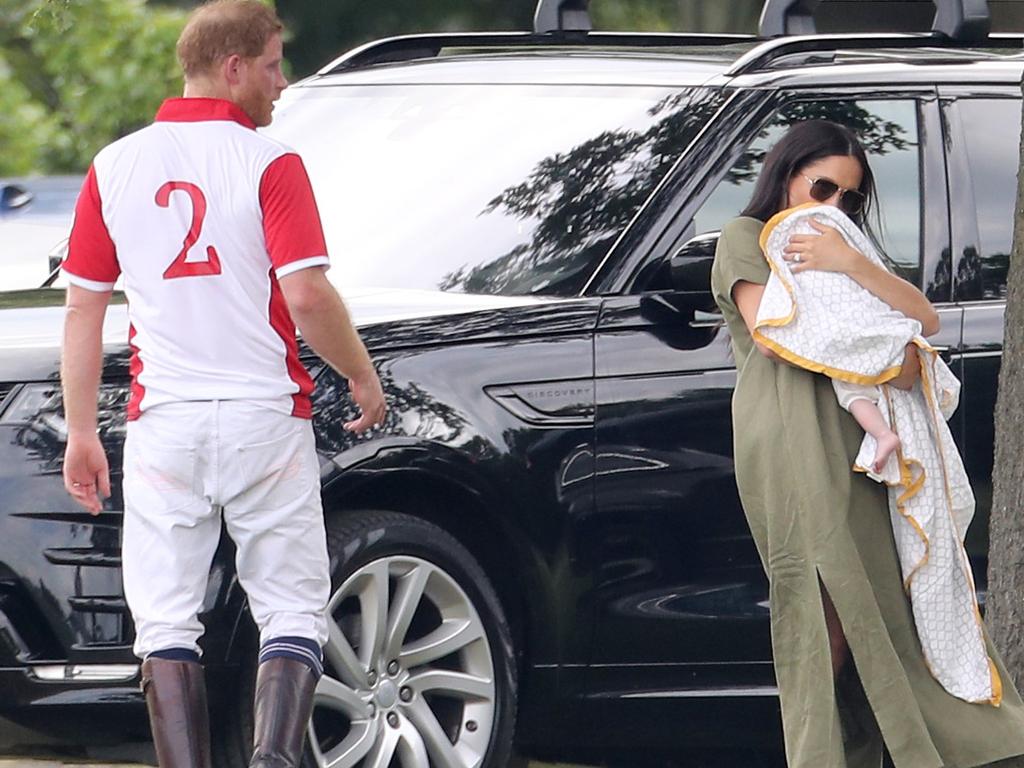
top-left (711, 119), bottom-right (1024, 768)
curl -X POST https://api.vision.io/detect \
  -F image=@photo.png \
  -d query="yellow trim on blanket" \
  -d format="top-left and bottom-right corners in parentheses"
top-left (848, 347), bottom-right (999, 705)
top-left (853, 387), bottom-right (930, 592)
top-left (753, 332), bottom-right (905, 385)
top-left (753, 204), bottom-right (915, 386)
top-left (895, 454), bottom-right (928, 592)
top-left (918, 354), bottom-right (1002, 707)
top-left (752, 204), bottom-right (812, 334)
top-left (990, 659), bottom-right (1004, 706)
top-left (758, 202), bottom-right (821, 252)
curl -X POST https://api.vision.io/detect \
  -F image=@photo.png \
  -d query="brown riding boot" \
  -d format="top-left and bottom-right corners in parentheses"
top-left (249, 657), bottom-right (318, 768)
top-left (140, 657), bottom-right (212, 768)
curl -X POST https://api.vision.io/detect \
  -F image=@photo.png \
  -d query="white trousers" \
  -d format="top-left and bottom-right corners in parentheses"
top-left (122, 401), bottom-right (330, 659)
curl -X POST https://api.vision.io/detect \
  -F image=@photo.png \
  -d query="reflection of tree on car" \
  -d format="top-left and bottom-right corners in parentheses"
top-left (445, 97), bottom-right (912, 298)
top-left (726, 99), bottom-right (911, 184)
top-left (442, 89), bottom-right (727, 295)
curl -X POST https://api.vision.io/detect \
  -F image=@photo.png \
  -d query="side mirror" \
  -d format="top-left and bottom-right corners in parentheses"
top-left (0, 183), bottom-right (33, 214)
top-left (670, 231), bottom-right (719, 293)
top-left (43, 238), bottom-right (70, 288)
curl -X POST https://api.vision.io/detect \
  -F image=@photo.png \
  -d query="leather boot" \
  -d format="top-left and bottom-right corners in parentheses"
top-left (140, 657), bottom-right (212, 768)
top-left (249, 657), bottom-right (318, 768)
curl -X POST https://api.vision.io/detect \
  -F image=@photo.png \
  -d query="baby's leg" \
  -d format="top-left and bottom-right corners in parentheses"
top-left (832, 380), bottom-right (900, 474)
top-left (847, 398), bottom-right (900, 473)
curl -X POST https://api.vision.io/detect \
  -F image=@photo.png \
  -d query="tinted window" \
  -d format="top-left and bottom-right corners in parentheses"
top-left (957, 98), bottom-right (1020, 301)
top-left (268, 84), bottom-right (723, 297)
top-left (691, 99), bottom-right (922, 286)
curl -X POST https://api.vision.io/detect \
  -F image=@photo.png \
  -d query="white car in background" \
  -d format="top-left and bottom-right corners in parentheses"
top-left (0, 176), bottom-right (82, 291)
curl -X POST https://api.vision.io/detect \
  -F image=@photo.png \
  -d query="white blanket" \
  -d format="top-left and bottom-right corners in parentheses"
top-left (753, 203), bottom-right (999, 706)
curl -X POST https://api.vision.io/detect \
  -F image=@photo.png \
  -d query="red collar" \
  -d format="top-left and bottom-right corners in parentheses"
top-left (155, 98), bottom-right (257, 130)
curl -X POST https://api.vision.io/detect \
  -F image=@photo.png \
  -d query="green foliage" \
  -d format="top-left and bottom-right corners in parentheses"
top-left (276, 0), bottom-right (762, 80)
top-left (0, 57), bottom-right (59, 174)
top-left (592, 1), bottom-right (695, 33)
top-left (0, 0), bottom-right (763, 173)
top-left (276, 0), bottom-right (532, 76)
top-left (0, 0), bottom-right (188, 173)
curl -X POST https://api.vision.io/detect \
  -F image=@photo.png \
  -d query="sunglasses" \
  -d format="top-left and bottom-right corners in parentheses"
top-left (803, 174), bottom-right (866, 215)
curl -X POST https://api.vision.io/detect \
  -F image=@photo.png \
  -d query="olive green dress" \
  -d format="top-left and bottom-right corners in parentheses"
top-left (710, 216), bottom-right (1024, 768)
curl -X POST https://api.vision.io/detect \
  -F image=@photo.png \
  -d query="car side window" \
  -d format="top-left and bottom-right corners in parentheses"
top-left (689, 99), bottom-right (923, 287)
top-left (952, 98), bottom-right (1019, 301)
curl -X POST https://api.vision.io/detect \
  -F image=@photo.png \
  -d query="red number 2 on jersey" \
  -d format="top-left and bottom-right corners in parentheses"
top-left (156, 181), bottom-right (222, 279)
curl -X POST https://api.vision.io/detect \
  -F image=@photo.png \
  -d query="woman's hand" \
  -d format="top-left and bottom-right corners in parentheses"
top-left (782, 219), bottom-right (867, 275)
top-left (888, 344), bottom-right (921, 391)
top-left (781, 217), bottom-right (940, 336)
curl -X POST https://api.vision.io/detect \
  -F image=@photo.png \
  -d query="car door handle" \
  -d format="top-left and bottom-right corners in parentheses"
top-left (689, 310), bottom-right (724, 329)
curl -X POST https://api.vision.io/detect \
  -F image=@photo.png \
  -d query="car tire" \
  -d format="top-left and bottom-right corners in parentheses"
top-left (308, 509), bottom-right (519, 767)
top-left (212, 509), bottom-right (520, 768)
top-left (214, 509), bottom-right (519, 768)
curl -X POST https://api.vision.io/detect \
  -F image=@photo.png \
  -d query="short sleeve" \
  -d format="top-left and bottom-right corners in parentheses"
top-left (63, 164), bottom-right (120, 292)
top-left (259, 153), bottom-right (330, 278)
top-left (710, 216), bottom-right (769, 313)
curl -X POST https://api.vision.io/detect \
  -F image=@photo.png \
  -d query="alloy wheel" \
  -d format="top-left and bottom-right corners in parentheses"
top-left (308, 555), bottom-right (497, 768)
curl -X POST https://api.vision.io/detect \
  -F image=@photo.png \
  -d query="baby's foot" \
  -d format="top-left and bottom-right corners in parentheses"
top-left (873, 430), bottom-right (901, 473)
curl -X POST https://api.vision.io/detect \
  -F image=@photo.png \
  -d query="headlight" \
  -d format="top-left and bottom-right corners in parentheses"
top-left (0, 382), bottom-right (130, 439)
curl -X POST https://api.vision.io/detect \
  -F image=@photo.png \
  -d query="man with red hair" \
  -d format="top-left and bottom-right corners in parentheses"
top-left (60, 2), bottom-right (385, 765)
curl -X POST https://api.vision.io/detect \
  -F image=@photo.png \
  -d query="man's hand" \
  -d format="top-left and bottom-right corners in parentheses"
top-left (62, 284), bottom-right (111, 515)
top-left (344, 369), bottom-right (387, 433)
top-left (63, 430), bottom-right (111, 515)
top-left (279, 268), bottom-right (388, 432)
top-left (888, 344), bottom-right (921, 391)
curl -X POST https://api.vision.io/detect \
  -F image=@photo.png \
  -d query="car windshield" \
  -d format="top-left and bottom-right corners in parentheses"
top-left (266, 83), bottom-right (723, 297)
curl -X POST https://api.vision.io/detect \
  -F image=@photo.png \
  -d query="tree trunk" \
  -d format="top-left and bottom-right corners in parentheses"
top-left (985, 79), bottom-right (1024, 767)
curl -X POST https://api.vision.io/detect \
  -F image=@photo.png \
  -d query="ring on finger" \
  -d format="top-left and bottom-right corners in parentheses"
top-left (792, 253), bottom-right (801, 263)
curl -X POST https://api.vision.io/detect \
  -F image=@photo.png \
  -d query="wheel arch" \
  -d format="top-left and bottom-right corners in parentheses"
top-left (320, 451), bottom-right (548, 676)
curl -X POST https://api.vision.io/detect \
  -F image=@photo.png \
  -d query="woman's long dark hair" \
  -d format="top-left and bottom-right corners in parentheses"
top-left (741, 120), bottom-right (878, 230)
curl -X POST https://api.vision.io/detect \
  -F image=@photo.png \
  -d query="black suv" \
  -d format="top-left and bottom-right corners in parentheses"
top-left (0, 1), bottom-right (1019, 765)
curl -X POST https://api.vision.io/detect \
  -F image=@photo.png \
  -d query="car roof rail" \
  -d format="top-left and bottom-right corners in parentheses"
top-left (759, 0), bottom-right (991, 39)
top-left (318, 0), bottom-right (756, 73)
top-left (534, 0), bottom-right (592, 34)
top-left (759, 0), bottom-right (821, 38)
top-left (725, 29), bottom-right (1024, 77)
top-left (317, 0), bottom-right (1013, 77)
top-left (318, 31), bottom-right (756, 74)
top-left (932, 0), bottom-right (992, 40)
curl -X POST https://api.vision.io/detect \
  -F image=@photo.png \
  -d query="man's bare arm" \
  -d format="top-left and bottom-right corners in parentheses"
top-left (61, 285), bottom-right (113, 514)
top-left (279, 267), bottom-right (386, 432)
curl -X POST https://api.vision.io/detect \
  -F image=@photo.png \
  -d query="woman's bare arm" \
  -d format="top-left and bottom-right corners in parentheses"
top-left (887, 345), bottom-right (921, 390)
top-left (844, 261), bottom-right (940, 337)
top-left (732, 280), bottom-right (779, 360)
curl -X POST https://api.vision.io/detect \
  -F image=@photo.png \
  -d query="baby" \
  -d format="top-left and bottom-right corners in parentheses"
top-left (754, 203), bottom-right (925, 481)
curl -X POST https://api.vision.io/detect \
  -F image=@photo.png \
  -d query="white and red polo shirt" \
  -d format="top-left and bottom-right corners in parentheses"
top-left (64, 98), bottom-right (329, 420)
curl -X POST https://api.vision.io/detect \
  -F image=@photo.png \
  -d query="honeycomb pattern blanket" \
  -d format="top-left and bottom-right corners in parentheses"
top-left (752, 203), bottom-right (999, 706)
